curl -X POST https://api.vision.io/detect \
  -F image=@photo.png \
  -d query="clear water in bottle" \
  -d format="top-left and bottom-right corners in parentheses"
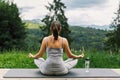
top-left (85, 57), bottom-right (90, 72)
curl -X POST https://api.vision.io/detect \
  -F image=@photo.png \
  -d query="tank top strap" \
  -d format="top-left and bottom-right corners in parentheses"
top-left (62, 38), bottom-right (64, 48)
top-left (46, 37), bottom-right (49, 47)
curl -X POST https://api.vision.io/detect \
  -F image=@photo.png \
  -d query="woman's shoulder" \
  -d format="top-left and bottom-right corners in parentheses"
top-left (60, 37), bottom-right (68, 42)
top-left (43, 37), bottom-right (47, 40)
top-left (42, 36), bottom-right (52, 42)
top-left (43, 36), bottom-right (68, 42)
top-left (42, 36), bottom-right (49, 42)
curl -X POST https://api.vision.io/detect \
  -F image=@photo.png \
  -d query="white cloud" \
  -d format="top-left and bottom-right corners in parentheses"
top-left (66, 0), bottom-right (119, 25)
top-left (63, 0), bottom-right (109, 9)
top-left (14, 0), bottom-right (52, 20)
top-left (13, 0), bottom-right (119, 26)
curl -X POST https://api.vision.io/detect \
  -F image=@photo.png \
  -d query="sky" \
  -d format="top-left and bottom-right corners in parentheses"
top-left (13, 0), bottom-right (119, 26)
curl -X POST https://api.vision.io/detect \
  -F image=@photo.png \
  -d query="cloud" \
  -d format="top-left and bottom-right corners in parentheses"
top-left (13, 0), bottom-right (53, 20)
top-left (19, 7), bottom-right (35, 13)
top-left (65, 0), bottom-right (119, 25)
top-left (63, 0), bottom-right (109, 9)
top-left (14, 0), bottom-right (119, 26)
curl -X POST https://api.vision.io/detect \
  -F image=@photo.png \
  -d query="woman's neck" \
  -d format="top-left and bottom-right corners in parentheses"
top-left (49, 35), bottom-right (60, 41)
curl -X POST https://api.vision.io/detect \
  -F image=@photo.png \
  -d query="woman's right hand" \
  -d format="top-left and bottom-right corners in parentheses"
top-left (78, 53), bottom-right (84, 58)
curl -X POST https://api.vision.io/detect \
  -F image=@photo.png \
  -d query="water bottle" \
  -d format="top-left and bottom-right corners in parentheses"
top-left (85, 57), bottom-right (90, 72)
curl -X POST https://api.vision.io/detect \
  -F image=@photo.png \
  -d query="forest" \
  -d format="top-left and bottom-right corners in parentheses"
top-left (24, 21), bottom-right (108, 51)
top-left (70, 26), bottom-right (107, 50)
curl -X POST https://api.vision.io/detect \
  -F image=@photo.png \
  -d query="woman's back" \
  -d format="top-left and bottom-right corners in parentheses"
top-left (46, 35), bottom-right (64, 60)
top-left (43, 36), bottom-right (67, 72)
top-left (46, 35), bottom-right (63, 48)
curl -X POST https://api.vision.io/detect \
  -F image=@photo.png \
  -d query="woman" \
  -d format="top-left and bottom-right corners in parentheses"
top-left (29, 21), bottom-right (84, 75)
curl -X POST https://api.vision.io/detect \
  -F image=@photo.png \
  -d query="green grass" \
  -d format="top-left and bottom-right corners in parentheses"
top-left (85, 51), bottom-right (120, 68)
top-left (0, 50), bottom-right (120, 68)
top-left (25, 22), bottom-right (40, 29)
top-left (0, 50), bottom-right (37, 68)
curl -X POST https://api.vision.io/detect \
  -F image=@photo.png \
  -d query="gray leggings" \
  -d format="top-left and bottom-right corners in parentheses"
top-left (34, 58), bottom-right (78, 75)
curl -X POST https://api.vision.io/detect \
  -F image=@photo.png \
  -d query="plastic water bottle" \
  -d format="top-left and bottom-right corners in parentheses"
top-left (85, 57), bottom-right (90, 72)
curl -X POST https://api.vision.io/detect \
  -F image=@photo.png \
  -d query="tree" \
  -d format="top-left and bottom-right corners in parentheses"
top-left (105, 3), bottom-right (120, 52)
top-left (40, 0), bottom-right (72, 44)
top-left (0, 0), bottom-right (26, 51)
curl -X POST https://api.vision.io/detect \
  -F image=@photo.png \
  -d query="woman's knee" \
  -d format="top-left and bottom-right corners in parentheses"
top-left (65, 58), bottom-right (78, 63)
top-left (74, 58), bottom-right (78, 64)
top-left (65, 58), bottom-right (78, 70)
top-left (34, 58), bottom-right (45, 67)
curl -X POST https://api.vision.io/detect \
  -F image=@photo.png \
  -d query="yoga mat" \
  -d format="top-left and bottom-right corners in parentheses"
top-left (3, 68), bottom-right (120, 78)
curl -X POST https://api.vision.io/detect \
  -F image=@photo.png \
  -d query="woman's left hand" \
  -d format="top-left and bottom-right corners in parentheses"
top-left (28, 53), bottom-right (34, 58)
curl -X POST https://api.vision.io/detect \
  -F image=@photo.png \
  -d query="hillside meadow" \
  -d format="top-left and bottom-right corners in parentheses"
top-left (0, 50), bottom-right (120, 68)
top-left (0, 22), bottom-right (120, 68)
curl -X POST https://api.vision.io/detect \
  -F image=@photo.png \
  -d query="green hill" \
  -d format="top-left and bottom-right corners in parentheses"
top-left (24, 21), bottom-right (108, 51)
top-left (70, 26), bottom-right (107, 50)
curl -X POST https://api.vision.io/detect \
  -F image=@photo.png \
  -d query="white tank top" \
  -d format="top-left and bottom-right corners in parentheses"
top-left (43, 37), bottom-right (67, 72)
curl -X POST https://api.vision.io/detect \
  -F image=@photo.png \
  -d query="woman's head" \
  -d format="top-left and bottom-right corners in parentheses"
top-left (50, 21), bottom-right (61, 40)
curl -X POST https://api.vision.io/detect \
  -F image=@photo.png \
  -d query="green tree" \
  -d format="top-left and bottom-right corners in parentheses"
top-left (0, 0), bottom-right (26, 51)
top-left (105, 3), bottom-right (120, 52)
top-left (40, 0), bottom-right (72, 44)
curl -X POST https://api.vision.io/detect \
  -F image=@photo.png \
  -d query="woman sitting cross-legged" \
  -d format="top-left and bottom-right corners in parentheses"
top-left (28, 21), bottom-right (84, 75)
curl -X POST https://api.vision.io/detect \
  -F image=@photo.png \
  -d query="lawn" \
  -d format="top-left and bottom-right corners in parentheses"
top-left (0, 50), bottom-right (120, 68)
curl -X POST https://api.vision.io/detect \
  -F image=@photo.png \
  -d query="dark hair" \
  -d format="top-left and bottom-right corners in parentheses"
top-left (50, 21), bottom-right (61, 40)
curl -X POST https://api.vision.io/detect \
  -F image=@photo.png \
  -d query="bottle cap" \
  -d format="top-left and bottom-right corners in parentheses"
top-left (85, 57), bottom-right (90, 61)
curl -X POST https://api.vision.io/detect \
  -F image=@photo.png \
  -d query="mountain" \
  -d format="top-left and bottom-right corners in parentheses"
top-left (24, 21), bottom-right (108, 50)
top-left (70, 26), bottom-right (108, 50)
top-left (80, 24), bottom-right (111, 30)
top-left (24, 19), bottom-right (111, 30)
top-left (23, 19), bottom-right (43, 24)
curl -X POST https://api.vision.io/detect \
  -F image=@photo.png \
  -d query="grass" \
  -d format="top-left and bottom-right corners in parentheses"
top-left (82, 50), bottom-right (120, 68)
top-left (0, 50), bottom-right (120, 68)
top-left (25, 22), bottom-right (41, 29)
top-left (0, 50), bottom-right (36, 68)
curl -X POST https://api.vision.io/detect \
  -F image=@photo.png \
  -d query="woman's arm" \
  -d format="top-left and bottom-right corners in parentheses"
top-left (29, 37), bottom-right (47, 59)
top-left (64, 38), bottom-right (84, 58)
